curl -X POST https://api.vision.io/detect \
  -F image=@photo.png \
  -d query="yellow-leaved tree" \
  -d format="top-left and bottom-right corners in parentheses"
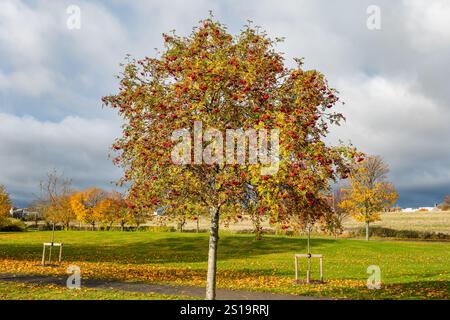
top-left (96, 191), bottom-right (131, 230)
top-left (0, 185), bottom-right (13, 218)
top-left (340, 156), bottom-right (398, 240)
top-left (70, 188), bottom-right (106, 230)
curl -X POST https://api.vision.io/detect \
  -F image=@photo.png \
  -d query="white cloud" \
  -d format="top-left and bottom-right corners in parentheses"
top-left (404, 0), bottom-right (450, 50)
top-left (0, 0), bottom-right (58, 95)
top-left (0, 0), bottom-right (131, 98)
top-left (0, 113), bottom-right (122, 205)
top-left (0, 1), bottom-right (55, 65)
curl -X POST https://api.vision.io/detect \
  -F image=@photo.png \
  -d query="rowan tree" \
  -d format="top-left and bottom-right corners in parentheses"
top-left (0, 185), bottom-right (12, 218)
top-left (103, 17), bottom-right (358, 299)
top-left (340, 156), bottom-right (398, 240)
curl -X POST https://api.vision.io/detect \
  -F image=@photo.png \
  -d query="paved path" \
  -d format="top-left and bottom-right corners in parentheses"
top-left (0, 273), bottom-right (330, 300)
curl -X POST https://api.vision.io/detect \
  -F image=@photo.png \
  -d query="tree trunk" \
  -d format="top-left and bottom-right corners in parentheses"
top-left (121, 221), bottom-right (125, 232)
top-left (306, 226), bottom-right (311, 284)
top-left (206, 207), bottom-right (220, 300)
top-left (365, 221), bottom-right (370, 241)
top-left (178, 218), bottom-right (185, 232)
top-left (253, 212), bottom-right (262, 240)
top-left (307, 227), bottom-right (311, 254)
top-left (197, 219), bottom-right (199, 233)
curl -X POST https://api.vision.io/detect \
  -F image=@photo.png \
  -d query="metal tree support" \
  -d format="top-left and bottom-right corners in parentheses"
top-left (41, 242), bottom-right (63, 266)
top-left (294, 224), bottom-right (323, 283)
top-left (41, 223), bottom-right (63, 266)
top-left (294, 254), bottom-right (323, 283)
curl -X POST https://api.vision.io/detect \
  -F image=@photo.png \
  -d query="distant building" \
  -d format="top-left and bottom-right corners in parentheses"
top-left (154, 205), bottom-right (169, 216)
top-left (401, 206), bottom-right (437, 212)
top-left (9, 207), bottom-right (40, 220)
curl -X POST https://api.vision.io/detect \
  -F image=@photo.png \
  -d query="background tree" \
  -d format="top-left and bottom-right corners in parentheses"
top-left (96, 198), bottom-right (117, 230)
top-left (0, 185), bottom-right (12, 218)
top-left (38, 170), bottom-right (75, 230)
top-left (70, 188), bottom-right (106, 230)
top-left (42, 196), bottom-right (75, 230)
top-left (96, 191), bottom-right (134, 230)
top-left (438, 195), bottom-right (450, 211)
top-left (340, 156), bottom-right (398, 240)
top-left (163, 200), bottom-right (208, 232)
top-left (319, 188), bottom-right (350, 238)
top-left (107, 191), bottom-right (131, 231)
top-left (127, 206), bottom-right (151, 230)
top-left (361, 155), bottom-right (389, 188)
top-left (103, 17), bottom-right (358, 299)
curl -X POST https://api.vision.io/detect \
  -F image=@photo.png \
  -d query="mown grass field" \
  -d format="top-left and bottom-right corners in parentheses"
top-left (0, 231), bottom-right (448, 300)
top-left (158, 211), bottom-right (450, 235)
top-left (344, 211), bottom-right (450, 234)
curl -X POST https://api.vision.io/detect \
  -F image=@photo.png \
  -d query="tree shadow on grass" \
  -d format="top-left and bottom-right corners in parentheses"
top-left (0, 233), bottom-right (338, 264)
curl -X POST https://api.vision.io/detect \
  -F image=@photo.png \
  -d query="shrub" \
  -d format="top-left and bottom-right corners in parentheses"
top-left (141, 226), bottom-right (176, 233)
top-left (235, 228), bottom-right (276, 236)
top-left (181, 228), bottom-right (208, 233)
top-left (0, 217), bottom-right (27, 232)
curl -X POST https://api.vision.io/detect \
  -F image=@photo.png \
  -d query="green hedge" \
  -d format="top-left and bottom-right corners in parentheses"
top-left (348, 226), bottom-right (450, 240)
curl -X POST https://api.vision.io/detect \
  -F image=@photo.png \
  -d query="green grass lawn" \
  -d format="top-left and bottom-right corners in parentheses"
top-left (0, 231), bottom-right (449, 299)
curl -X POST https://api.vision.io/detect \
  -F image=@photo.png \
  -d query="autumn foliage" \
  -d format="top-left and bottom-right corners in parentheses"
top-left (439, 195), bottom-right (450, 211)
top-left (96, 191), bottom-right (132, 230)
top-left (70, 188), bottom-right (107, 230)
top-left (0, 185), bottom-right (12, 218)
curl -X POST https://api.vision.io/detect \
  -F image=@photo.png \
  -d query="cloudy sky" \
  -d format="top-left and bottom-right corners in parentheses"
top-left (1, 0), bottom-right (449, 207)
